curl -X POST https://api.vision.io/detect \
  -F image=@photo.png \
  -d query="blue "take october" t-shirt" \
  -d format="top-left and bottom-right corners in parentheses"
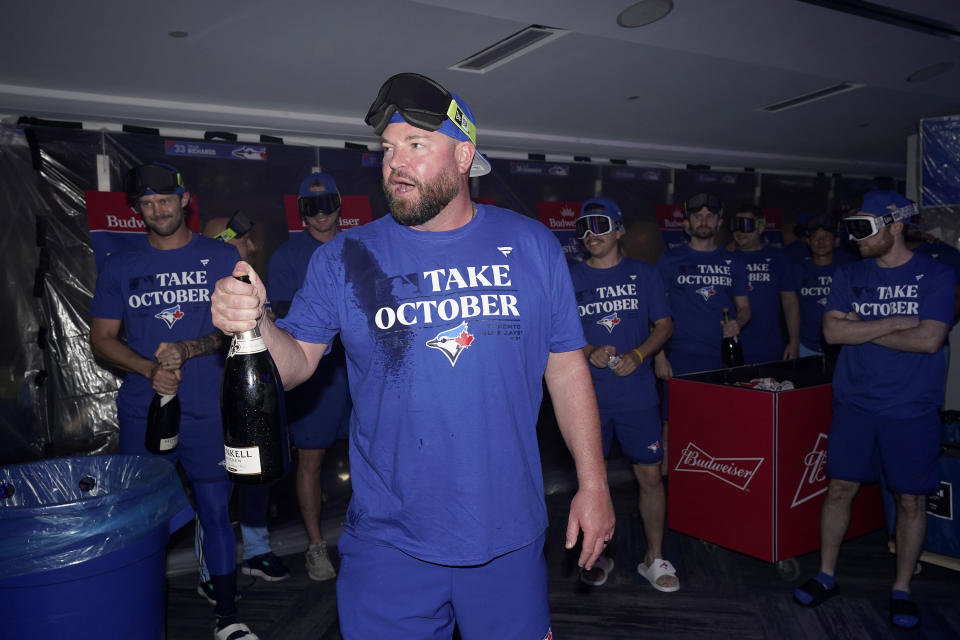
top-left (570, 258), bottom-right (670, 410)
top-left (827, 252), bottom-right (955, 417)
top-left (278, 204), bottom-right (585, 565)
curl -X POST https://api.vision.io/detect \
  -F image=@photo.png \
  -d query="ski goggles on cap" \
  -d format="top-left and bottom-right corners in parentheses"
top-left (215, 210), bottom-right (254, 242)
top-left (364, 73), bottom-right (477, 145)
top-left (125, 162), bottom-right (185, 198)
top-left (842, 203), bottom-right (918, 240)
top-left (684, 193), bottom-right (722, 216)
top-left (732, 216), bottom-right (760, 233)
top-left (298, 192), bottom-right (341, 217)
top-left (576, 214), bottom-right (619, 239)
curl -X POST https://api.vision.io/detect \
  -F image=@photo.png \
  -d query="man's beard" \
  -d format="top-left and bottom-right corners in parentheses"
top-left (384, 168), bottom-right (460, 227)
top-left (858, 229), bottom-right (894, 257)
top-left (690, 224), bottom-right (716, 240)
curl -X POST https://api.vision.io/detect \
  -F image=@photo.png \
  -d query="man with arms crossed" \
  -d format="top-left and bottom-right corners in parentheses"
top-left (793, 191), bottom-right (955, 631)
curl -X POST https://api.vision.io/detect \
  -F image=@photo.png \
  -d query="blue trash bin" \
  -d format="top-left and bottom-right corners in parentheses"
top-left (0, 454), bottom-right (193, 640)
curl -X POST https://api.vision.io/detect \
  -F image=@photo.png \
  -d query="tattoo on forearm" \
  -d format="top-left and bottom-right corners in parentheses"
top-left (184, 331), bottom-right (224, 358)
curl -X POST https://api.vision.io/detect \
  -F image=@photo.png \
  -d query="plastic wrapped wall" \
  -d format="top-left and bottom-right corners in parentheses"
top-left (920, 114), bottom-right (960, 249)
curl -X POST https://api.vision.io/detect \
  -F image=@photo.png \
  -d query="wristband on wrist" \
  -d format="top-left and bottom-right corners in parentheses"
top-left (632, 348), bottom-right (644, 363)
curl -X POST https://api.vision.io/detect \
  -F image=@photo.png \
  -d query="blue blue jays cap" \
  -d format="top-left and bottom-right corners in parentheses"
top-left (578, 197), bottom-right (623, 223)
top-left (297, 172), bottom-right (342, 217)
top-left (858, 190), bottom-right (915, 218)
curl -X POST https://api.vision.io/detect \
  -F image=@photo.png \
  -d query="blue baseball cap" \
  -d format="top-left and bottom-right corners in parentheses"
top-left (578, 197), bottom-right (623, 223)
top-left (125, 162), bottom-right (186, 198)
top-left (387, 91), bottom-right (491, 178)
top-left (858, 190), bottom-right (915, 218)
top-left (298, 172), bottom-right (338, 197)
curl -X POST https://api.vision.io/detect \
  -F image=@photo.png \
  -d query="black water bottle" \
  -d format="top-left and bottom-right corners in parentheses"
top-left (145, 392), bottom-right (180, 453)
top-left (721, 307), bottom-right (744, 368)
top-left (221, 276), bottom-right (290, 484)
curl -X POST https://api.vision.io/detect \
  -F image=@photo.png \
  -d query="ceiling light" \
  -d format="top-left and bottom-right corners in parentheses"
top-left (759, 82), bottom-right (864, 113)
top-left (451, 25), bottom-right (566, 74)
top-left (168, 31), bottom-right (189, 38)
top-left (617, 0), bottom-right (674, 28)
top-left (907, 62), bottom-right (954, 83)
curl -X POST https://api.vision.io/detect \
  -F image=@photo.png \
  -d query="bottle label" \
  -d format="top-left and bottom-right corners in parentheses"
top-left (158, 435), bottom-right (178, 451)
top-left (229, 334), bottom-right (267, 357)
top-left (224, 445), bottom-right (263, 475)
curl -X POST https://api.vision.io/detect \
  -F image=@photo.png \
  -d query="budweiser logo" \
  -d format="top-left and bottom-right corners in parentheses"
top-left (548, 218), bottom-right (576, 229)
top-left (790, 432), bottom-right (829, 508)
top-left (104, 213), bottom-right (146, 230)
top-left (674, 442), bottom-right (763, 491)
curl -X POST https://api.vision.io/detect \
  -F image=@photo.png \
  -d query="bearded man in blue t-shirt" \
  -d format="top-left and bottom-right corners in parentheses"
top-left (211, 73), bottom-right (615, 640)
top-left (793, 191), bottom-right (955, 632)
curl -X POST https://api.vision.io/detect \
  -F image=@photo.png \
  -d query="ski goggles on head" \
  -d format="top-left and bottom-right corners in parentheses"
top-left (297, 192), bottom-right (342, 217)
top-left (364, 73), bottom-right (477, 145)
top-left (842, 203), bottom-right (918, 240)
top-left (125, 163), bottom-right (185, 199)
top-left (732, 216), bottom-right (760, 233)
top-left (576, 214), bottom-right (618, 239)
top-left (684, 193), bottom-right (722, 216)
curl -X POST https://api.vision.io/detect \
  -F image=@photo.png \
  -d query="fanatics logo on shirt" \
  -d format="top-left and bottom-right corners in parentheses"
top-left (155, 304), bottom-right (185, 329)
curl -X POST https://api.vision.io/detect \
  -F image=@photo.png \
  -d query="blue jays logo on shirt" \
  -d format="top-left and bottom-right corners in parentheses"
top-left (597, 312), bottom-right (621, 333)
top-left (155, 304), bottom-right (184, 329)
top-left (425, 321), bottom-right (475, 366)
top-left (647, 441), bottom-right (661, 453)
top-left (696, 285), bottom-right (716, 301)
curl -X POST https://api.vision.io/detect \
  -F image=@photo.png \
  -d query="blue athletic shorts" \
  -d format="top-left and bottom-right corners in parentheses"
top-left (336, 531), bottom-right (552, 640)
top-left (288, 355), bottom-right (351, 450)
top-left (118, 413), bottom-right (227, 483)
top-left (825, 401), bottom-right (941, 495)
top-left (600, 404), bottom-right (663, 465)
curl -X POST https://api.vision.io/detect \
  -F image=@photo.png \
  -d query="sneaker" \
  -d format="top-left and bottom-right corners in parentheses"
top-left (198, 579), bottom-right (216, 605)
top-left (305, 541), bottom-right (336, 582)
top-left (241, 552), bottom-right (291, 582)
top-left (198, 580), bottom-right (242, 605)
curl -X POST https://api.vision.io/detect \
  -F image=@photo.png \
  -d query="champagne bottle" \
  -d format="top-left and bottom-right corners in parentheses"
top-left (221, 276), bottom-right (290, 484)
top-left (721, 307), bottom-right (744, 368)
top-left (145, 392), bottom-right (180, 453)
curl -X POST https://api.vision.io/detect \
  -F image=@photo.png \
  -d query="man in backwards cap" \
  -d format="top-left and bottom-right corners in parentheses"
top-left (90, 163), bottom-right (257, 639)
top-left (266, 172), bottom-right (352, 583)
top-left (793, 190), bottom-right (955, 631)
top-left (569, 197), bottom-right (678, 592)
top-left (211, 73), bottom-right (614, 638)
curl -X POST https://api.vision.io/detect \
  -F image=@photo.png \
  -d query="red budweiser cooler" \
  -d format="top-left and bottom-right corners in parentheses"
top-left (668, 357), bottom-right (885, 563)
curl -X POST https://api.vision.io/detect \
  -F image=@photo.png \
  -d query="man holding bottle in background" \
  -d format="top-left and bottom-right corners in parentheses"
top-left (267, 171), bottom-right (352, 582)
top-left (569, 197), bottom-right (677, 592)
top-left (730, 204), bottom-right (800, 364)
top-left (654, 193), bottom-right (750, 473)
top-left (211, 72), bottom-right (614, 639)
top-left (90, 163), bottom-right (257, 640)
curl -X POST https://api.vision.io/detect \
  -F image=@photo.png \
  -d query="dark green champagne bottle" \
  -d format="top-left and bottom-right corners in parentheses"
top-left (145, 393), bottom-right (180, 453)
top-left (221, 276), bottom-right (290, 484)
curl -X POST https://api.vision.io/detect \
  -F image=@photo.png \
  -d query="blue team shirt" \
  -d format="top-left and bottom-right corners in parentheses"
top-left (268, 231), bottom-right (351, 439)
top-left (827, 252), bottom-right (955, 417)
top-left (656, 245), bottom-right (749, 372)
top-left (570, 258), bottom-right (671, 410)
top-left (913, 239), bottom-right (960, 283)
top-left (89, 234), bottom-right (239, 421)
top-left (277, 204), bottom-right (585, 565)
top-left (794, 258), bottom-right (840, 352)
top-left (735, 245), bottom-right (797, 364)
